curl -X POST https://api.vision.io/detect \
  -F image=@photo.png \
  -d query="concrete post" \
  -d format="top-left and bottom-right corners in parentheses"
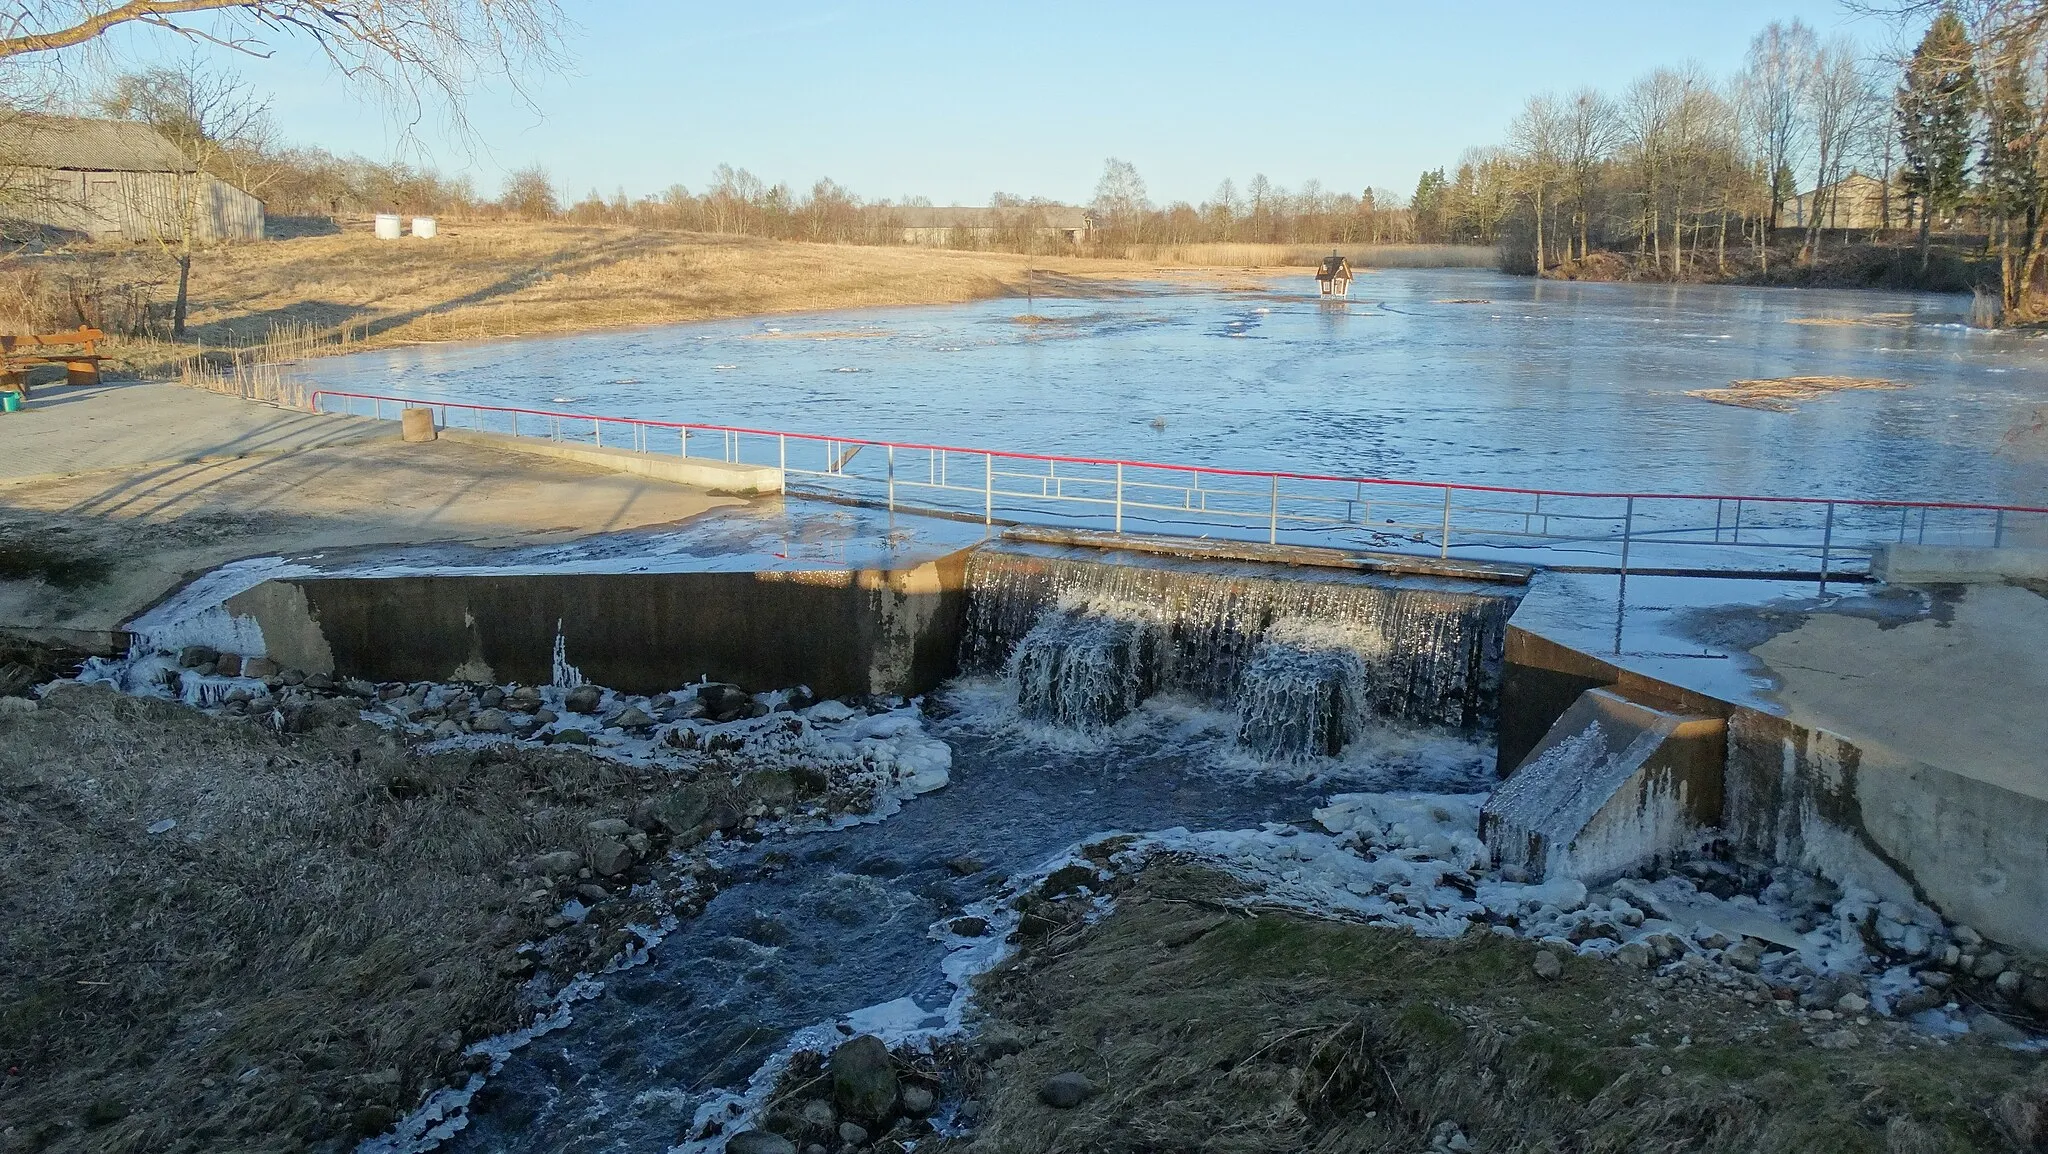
top-left (400, 407), bottom-right (436, 443)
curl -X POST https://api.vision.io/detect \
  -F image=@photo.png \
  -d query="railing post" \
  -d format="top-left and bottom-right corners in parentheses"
top-left (1618, 496), bottom-right (1634, 578)
top-left (778, 433), bottom-right (786, 476)
top-left (593, 418), bottom-right (601, 448)
top-left (887, 444), bottom-right (896, 513)
top-left (680, 426), bottom-right (689, 457)
top-left (984, 453), bottom-right (994, 527)
top-left (1819, 501), bottom-right (1835, 594)
top-left (1115, 463), bottom-right (1125, 534)
top-left (1269, 476), bottom-right (1280, 545)
top-left (1439, 487), bottom-right (1454, 559)
top-left (511, 411), bottom-right (518, 438)
top-left (1995, 508), bottom-right (2007, 548)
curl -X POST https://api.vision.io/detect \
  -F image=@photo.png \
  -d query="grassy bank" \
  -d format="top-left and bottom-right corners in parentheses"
top-left (1119, 241), bottom-right (1499, 269)
top-left (1535, 235), bottom-right (1994, 296)
top-left (0, 225), bottom-right (1241, 377)
top-left (0, 681), bottom-right (676, 1154)
top-left (940, 861), bottom-right (2047, 1154)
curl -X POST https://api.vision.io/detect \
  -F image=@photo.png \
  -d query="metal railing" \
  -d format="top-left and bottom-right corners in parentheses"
top-left (311, 389), bottom-right (2048, 583)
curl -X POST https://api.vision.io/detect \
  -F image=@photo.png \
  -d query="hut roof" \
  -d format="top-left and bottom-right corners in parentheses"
top-left (0, 115), bottom-right (193, 173)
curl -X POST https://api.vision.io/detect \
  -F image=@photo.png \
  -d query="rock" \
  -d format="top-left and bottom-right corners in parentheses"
top-left (1996, 970), bottom-right (2023, 997)
top-left (279, 668), bottom-right (307, 687)
top-left (587, 838), bottom-right (633, 878)
top-left (1614, 942), bottom-right (1651, 970)
top-left (432, 720), bottom-right (463, 740)
top-left (506, 686), bottom-right (543, 713)
top-left (1811, 1028), bottom-right (1861, 1050)
top-left (1532, 950), bottom-right (1562, 980)
top-left (899, 1084), bottom-right (935, 1117)
top-left (725, 1132), bottom-right (796, 1154)
top-left (1922, 970), bottom-right (1952, 989)
top-left (532, 707), bottom-right (558, 728)
top-left (575, 883), bottom-right (609, 905)
top-left (549, 728), bottom-right (590, 746)
top-left (1954, 925), bottom-right (1984, 950)
top-left (948, 916), bottom-right (989, 938)
top-left (564, 684), bottom-right (602, 715)
top-left (343, 677), bottom-right (378, 698)
top-left (830, 1034), bottom-right (899, 1122)
top-left (1694, 928), bottom-right (1731, 951)
top-left (696, 682), bottom-right (751, 720)
top-left (2021, 976), bottom-right (2048, 1015)
top-left (241, 656), bottom-right (280, 679)
top-left (1893, 985), bottom-right (1946, 1016)
top-left (471, 708), bottom-right (510, 734)
top-left (747, 769), bottom-right (798, 808)
top-left (946, 857), bottom-right (986, 877)
top-left (1974, 951), bottom-right (2010, 980)
top-left (1038, 1072), bottom-right (1096, 1109)
top-left (1040, 863), bottom-right (1102, 898)
top-left (530, 850), bottom-right (583, 878)
top-left (611, 705), bottom-right (656, 730)
top-left (781, 686), bottom-right (817, 711)
top-left (643, 785), bottom-right (713, 835)
top-left (1723, 941), bottom-right (1763, 972)
top-left (214, 654), bottom-right (244, 677)
top-left (178, 645), bottom-right (220, 668)
top-left (0, 696), bottom-right (36, 716)
top-left (1969, 1012), bottom-right (2027, 1044)
top-left (836, 1122), bottom-right (868, 1145)
top-left (303, 672), bottom-right (336, 692)
top-left (479, 687), bottom-right (505, 708)
top-left (800, 1098), bottom-right (837, 1128)
top-left (1835, 993), bottom-right (1869, 1015)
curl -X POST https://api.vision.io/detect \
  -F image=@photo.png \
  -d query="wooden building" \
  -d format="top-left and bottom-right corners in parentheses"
top-left (0, 115), bottom-right (265, 243)
top-left (898, 204), bottom-right (1092, 247)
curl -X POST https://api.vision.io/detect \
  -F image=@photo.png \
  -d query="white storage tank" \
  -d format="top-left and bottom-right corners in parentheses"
top-left (374, 213), bottom-right (403, 240)
top-left (412, 216), bottom-right (438, 239)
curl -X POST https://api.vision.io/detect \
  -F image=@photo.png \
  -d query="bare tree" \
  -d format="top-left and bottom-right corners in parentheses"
top-left (96, 58), bottom-right (268, 337)
top-left (1508, 93), bottom-right (1566, 271)
top-left (1559, 88), bottom-right (1617, 262)
top-left (1803, 41), bottom-right (1884, 261)
top-left (0, 1), bottom-right (561, 128)
top-left (1738, 20), bottom-right (1819, 235)
top-left (1091, 157), bottom-right (1149, 249)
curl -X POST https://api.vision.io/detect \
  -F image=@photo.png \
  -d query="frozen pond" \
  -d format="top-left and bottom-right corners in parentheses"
top-left (296, 269), bottom-right (2048, 506)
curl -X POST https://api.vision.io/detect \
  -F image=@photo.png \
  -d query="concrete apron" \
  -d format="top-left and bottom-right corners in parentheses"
top-left (219, 551), bottom-right (972, 699)
top-left (1496, 590), bottom-right (2048, 955)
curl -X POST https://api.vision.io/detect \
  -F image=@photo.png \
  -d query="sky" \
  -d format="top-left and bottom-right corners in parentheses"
top-left (86, 0), bottom-right (1901, 208)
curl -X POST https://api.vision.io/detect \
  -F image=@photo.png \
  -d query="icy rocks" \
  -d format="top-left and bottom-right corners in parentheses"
top-left (948, 916), bottom-right (990, 938)
top-left (697, 682), bottom-right (753, 721)
top-left (830, 1034), bottom-right (898, 1121)
top-left (900, 1084), bottom-right (936, 1117)
top-left (584, 819), bottom-right (639, 877)
top-left (471, 708), bottom-right (510, 734)
top-left (1835, 993), bottom-right (1869, 1015)
top-left (1722, 941), bottom-right (1763, 972)
top-left (1532, 950), bottom-right (1563, 980)
top-left (610, 705), bottom-right (656, 730)
top-left (1038, 1072), bottom-right (1097, 1109)
top-left (563, 684), bottom-right (602, 715)
top-left (506, 686), bottom-right (543, 713)
top-left (726, 1132), bottom-right (796, 1154)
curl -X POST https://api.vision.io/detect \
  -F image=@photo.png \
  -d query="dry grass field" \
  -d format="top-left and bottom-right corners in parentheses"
top-left (0, 224), bottom-right (1278, 376)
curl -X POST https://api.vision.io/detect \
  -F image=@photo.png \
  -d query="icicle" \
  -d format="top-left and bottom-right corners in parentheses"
top-left (550, 621), bottom-right (586, 689)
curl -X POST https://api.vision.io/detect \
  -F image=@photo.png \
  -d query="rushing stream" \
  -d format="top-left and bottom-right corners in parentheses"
top-left (440, 686), bottom-right (1492, 1153)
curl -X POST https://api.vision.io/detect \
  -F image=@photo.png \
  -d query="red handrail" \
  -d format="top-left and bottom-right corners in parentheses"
top-left (308, 389), bottom-right (2048, 515)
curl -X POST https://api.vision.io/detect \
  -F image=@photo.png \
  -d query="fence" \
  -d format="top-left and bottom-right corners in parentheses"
top-left (311, 390), bottom-right (2048, 584)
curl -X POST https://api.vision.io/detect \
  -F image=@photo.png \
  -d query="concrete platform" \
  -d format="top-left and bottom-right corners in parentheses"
top-left (437, 428), bottom-right (783, 495)
top-left (1498, 569), bottom-right (2048, 952)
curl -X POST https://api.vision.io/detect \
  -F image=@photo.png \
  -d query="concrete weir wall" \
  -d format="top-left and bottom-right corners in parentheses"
top-left (223, 553), bottom-right (971, 698)
top-left (1497, 613), bottom-right (2048, 954)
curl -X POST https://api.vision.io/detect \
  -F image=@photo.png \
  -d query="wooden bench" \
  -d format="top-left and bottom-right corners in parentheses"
top-left (0, 326), bottom-right (104, 399)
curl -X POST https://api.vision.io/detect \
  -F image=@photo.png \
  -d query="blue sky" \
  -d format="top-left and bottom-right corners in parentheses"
top-left (94, 1), bottom-right (1895, 206)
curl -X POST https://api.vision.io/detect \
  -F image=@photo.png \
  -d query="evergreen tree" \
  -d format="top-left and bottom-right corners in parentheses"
top-left (1897, 7), bottom-right (1977, 270)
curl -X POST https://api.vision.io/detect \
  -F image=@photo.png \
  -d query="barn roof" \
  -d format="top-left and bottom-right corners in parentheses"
top-left (0, 115), bottom-right (192, 173)
top-left (898, 204), bottom-right (1092, 230)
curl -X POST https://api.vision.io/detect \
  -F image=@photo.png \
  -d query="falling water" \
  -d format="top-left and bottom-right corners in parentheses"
top-left (963, 543), bottom-right (1522, 756)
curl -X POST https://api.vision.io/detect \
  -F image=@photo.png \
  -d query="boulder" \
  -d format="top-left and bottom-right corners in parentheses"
top-left (1532, 950), bottom-right (1562, 980)
top-left (587, 838), bottom-right (633, 877)
top-left (830, 1034), bottom-right (899, 1122)
top-left (530, 850), bottom-right (583, 878)
top-left (471, 708), bottom-right (511, 734)
top-left (564, 684), bottom-right (603, 715)
top-left (177, 645), bottom-right (219, 669)
top-left (549, 728), bottom-right (590, 746)
top-left (241, 656), bottom-right (279, 679)
top-left (506, 686), bottom-right (543, 713)
top-left (641, 785), bottom-right (713, 836)
top-left (480, 687), bottom-right (505, 709)
top-left (899, 1084), bottom-right (936, 1117)
top-left (696, 682), bottom-right (751, 720)
top-left (1038, 1072), bottom-right (1096, 1109)
top-left (726, 1132), bottom-right (795, 1154)
top-left (948, 916), bottom-right (989, 938)
top-left (746, 769), bottom-right (798, 808)
top-left (836, 1122), bottom-right (868, 1145)
top-left (303, 672), bottom-right (336, 692)
top-left (611, 705), bottom-right (656, 730)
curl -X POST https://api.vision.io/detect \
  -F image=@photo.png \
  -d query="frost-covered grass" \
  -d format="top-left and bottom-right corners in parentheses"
top-left (947, 862), bottom-right (2048, 1154)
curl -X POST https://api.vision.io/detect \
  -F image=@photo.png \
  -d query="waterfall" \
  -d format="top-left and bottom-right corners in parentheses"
top-left (963, 543), bottom-right (1521, 757)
